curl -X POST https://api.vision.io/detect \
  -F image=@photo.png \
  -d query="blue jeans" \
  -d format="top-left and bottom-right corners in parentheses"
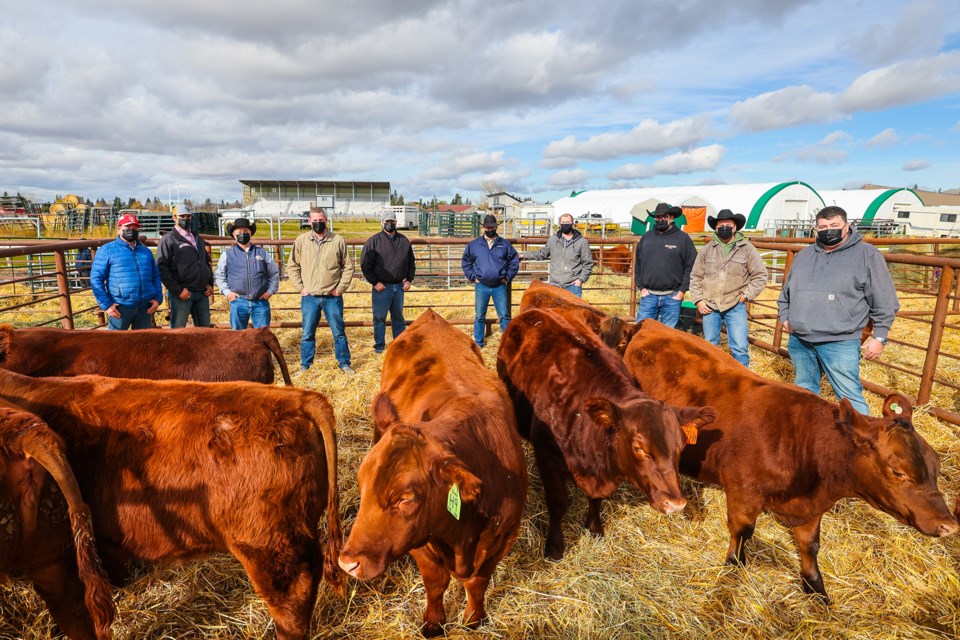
top-left (168, 290), bottom-right (211, 328)
top-left (301, 294), bottom-right (351, 369)
top-left (563, 284), bottom-right (583, 298)
top-left (474, 282), bottom-right (510, 347)
top-left (636, 293), bottom-right (682, 328)
top-left (372, 283), bottom-right (406, 352)
top-left (229, 298), bottom-right (271, 330)
top-left (701, 302), bottom-right (750, 367)
top-left (788, 334), bottom-right (869, 414)
top-left (107, 303), bottom-right (155, 330)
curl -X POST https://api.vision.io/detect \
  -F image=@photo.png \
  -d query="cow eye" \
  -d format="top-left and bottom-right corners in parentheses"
top-left (394, 495), bottom-right (419, 513)
top-left (633, 446), bottom-right (649, 460)
top-left (890, 468), bottom-right (910, 482)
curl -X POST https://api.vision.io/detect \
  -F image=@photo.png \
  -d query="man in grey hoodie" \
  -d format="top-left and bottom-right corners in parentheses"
top-left (777, 206), bottom-right (899, 414)
top-left (520, 213), bottom-right (594, 297)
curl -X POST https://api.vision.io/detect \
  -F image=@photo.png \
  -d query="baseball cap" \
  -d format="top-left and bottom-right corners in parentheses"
top-left (117, 213), bottom-right (140, 227)
top-left (382, 210), bottom-right (397, 222)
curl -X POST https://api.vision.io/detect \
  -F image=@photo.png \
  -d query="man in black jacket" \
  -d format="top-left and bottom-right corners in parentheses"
top-left (360, 211), bottom-right (416, 353)
top-left (633, 203), bottom-right (697, 328)
top-left (156, 205), bottom-right (214, 328)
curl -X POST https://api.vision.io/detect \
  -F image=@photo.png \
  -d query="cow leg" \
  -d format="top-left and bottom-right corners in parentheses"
top-left (232, 546), bottom-right (319, 640)
top-left (791, 515), bottom-right (829, 603)
top-left (26, 561), bottom-right (99, 640)
top-left (585, 498), bottom-right (605, 536)
top-left (412, 549), bottom-right (451, 638)
top-left (461, 574), bottom-right (490, 629)
top-left (723, 492), bottom-right (763, 566)
top-left (531, 423), bottom-right (570, 560)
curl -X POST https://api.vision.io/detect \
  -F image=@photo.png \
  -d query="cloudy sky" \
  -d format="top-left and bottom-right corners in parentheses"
top-left (1, 0), bottom-right (959, 205)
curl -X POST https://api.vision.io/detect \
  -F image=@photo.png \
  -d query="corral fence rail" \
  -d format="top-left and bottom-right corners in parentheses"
top-left (0, 235), bottom-right (958, 426)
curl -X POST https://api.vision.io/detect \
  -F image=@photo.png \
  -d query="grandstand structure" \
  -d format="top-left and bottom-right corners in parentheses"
top-left (239, 180), bottom-right (390, 218)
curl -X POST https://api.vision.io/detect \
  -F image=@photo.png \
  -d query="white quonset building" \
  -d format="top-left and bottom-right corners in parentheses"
top-left (551, 182), bottom-right (825, 233)
top-left (817, 188), bottom-right (923, 223)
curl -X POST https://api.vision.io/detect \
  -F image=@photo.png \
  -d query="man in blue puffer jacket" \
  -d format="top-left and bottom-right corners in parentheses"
top-left (462, 213), bottom-right (519, 347)
top-left (90, 213), bottom-right (163, 330)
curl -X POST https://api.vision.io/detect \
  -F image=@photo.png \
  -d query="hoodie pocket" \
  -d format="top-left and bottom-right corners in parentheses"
top-left (789, 289), bottom-right (855, 335)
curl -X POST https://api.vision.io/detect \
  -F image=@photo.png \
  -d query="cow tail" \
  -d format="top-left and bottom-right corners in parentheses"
top-left (262, 330), bottom-right (294, 385)
top-left (20, 423), bottom-right (116, 639)
top-left (306, 395), bottom-right (344, 595)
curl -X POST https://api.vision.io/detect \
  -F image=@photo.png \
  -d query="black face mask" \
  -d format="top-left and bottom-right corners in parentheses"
top-left (383, 222), bottom-right (396, 233)
top-left (559, 223), bottom-right (573, 234)
top-left (121, 229), bottom-right (138, 242)
top-left (236, 232), bottom-right (251, 245)
top-left (716, 226), bottom-right (734, 240)
top-left (654, 219), bottom-right (671, 232)
top-left (177, 218), bottom-right (192, 231)
top-left (484, 229), bottom-right (497, 238)
top-left (312, 221), bottom-right (326, 234)
top-left (817, 227), bottom-right (844, 246)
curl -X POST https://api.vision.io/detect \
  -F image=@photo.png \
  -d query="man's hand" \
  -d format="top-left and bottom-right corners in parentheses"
top-left (203, 285), bottom-right (214, 298)
top-left (106, 303), bottom-right (122, 319)
top-left (402, 280), bottom-right (411, 291)
top-left (227, 292), bottom-right (238, 302)
top-left (671, 291), bottom-right (684, 301)
top-left (739, 294), bottom-right (747, 304)
top-left (300, 288), bottom-right (309, 296)
top-left (863, 337), bottom-right (885, 361)
top-left (178, 289), bottom-right (191, 300)
top-left (373, 282), bottom-right (385, 292)
top-left (696, 300), bottom-right (712, 315)
top-left (330, 289), bottom-right (341, 297)
top-left (261, 292), bottom-right (272, 300)
top-left (146, 299), bottom-right (160, 314)
top-left (782, 320), bottom-right (792, 334)
top-left (640, 288), bottom-right (649, 297)
top-left (573, 279), bottom-right (583, 287)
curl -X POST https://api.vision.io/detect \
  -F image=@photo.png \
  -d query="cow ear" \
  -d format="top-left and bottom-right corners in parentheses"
top-left (598, 317), bottom-right (624, 350)
top-left (838, 398), bottom-right (876, 448)
top-left (0, 324), bottom-right (12, 363)
top-left (438, 458), bottom-right (481, 503)
top-left (671, 405), bottom-right (717, 430)
top-left (882, 394), bottom-right (913, 422)
top-left (585, 397), bottom-right (620, 432)
top-left (370, 393), bottom-right (400, 442)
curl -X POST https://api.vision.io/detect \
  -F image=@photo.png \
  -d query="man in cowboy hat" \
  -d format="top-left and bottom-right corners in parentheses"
top-left (360, 210), bottom-right (416, 353)
top-left (689, 209), bottom-right (768, 367)
top-left (633, 202), bottom-right (697, 328)
top-left (215, 217), bottom-right (280, 329)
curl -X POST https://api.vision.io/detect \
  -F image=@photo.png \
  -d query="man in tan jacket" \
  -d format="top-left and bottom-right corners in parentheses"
top-left (689, 209), bottom-right (767, 367)
top-left (287, 207), bottom-right (355, 374)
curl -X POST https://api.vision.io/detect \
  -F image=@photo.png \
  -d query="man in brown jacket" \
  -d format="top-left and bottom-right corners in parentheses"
top-left (689, 209), bottom-right (767, 367)
top-left (287, 207), bottom-right (355, 374)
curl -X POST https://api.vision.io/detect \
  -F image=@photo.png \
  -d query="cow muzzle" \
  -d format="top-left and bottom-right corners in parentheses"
top-left (338, 557), bottom-right (362, 578)
top-left (654, 496), bottom-right (687, 515)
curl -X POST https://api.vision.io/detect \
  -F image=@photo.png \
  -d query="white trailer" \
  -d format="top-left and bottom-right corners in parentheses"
top-left (380, 206), bottom-right (420, 230)
top-left (891, 205), bottom-right (960, 238)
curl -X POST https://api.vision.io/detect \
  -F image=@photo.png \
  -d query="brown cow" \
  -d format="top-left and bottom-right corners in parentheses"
top-left (0, 325), bottom-right (293, 385)
top-left (0, 399), bottom-right (115, 639)
top-left (591, 243), bottom-right (633, 274)
top-left (623, 320), bottom-right (958, 600)
top-left (519, 279), bottom-right (638, 353)
top-left (339, 310), bottom-right (527, 637)
top-left (0, 369), bottom-right (341, 640)
top-left (496, 308), bottom-right (715, 560)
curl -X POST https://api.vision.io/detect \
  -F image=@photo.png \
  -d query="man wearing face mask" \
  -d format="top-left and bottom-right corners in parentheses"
top-left (360, 211), bottom-right (416, 353)
top-left (156, 204), bottom-right (214, 328)
top-left (520, 213), bottom-right (593, 297)
top-left (215, 217), bottom-right (279, 330)
top-left (689, 209), bottom-right (768, 367)
top-left (633, 203), bottom-right (697, 327)
top-left (288, 206), bottom-right (355, 374)
top-left (778, 206), bottom-right (899, 414)
top-left (90, 213), bottom-right (163, 330)
top-left (461, 213), bottom-right (519, 347)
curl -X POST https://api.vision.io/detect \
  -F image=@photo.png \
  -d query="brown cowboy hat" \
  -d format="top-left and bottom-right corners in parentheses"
top-left (226, 217), bottom-right (257, 236)
top-left (707, 209), bottom-right (746, 231)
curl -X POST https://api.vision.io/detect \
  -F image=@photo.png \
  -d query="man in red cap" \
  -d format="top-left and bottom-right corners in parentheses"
top-left (90, 213), bottom-right (163, 329)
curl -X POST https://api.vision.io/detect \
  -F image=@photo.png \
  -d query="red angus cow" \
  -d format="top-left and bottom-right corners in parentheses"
top-left (0, 369), bottom-right (342, 640)
top-left (496, 308), bottom-right (715, 560)
top-left (339, 310), bottom-right (527, 637)
top-left (623, 320), bottom-right (958, 600)
top-left (0, 399), bottom-right (114, 640)
top-left (592, 244), bottom-right (632, 274)
top-left (0, 326), bottom-right (293, 385)
top-left (519, 280), bottom-right (638, 354)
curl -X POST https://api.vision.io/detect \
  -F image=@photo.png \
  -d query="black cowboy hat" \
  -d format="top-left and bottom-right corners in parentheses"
top-left (226, 217), bottom-right (257, 236)
top-left (707, 208), bottom-right (746, 231)
top-left (645, 202), bottom-right (682, 219)
top-left (482, 213), bottom-right (498, 227)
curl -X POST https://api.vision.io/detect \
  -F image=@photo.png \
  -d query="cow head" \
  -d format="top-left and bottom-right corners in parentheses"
top-left (339, 394), bottom-right (482, 580)
top-left (586, 396), bottom-right (691, 514)
top-left (598, 317), bottom-right (642, 355)
top-left (842, 394), bottom-right (957, 538)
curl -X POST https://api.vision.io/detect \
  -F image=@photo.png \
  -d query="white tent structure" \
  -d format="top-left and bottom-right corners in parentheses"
top-left (552, 182), bottom-right (824, 232)
top-left (817, 188), bottom-right (923, 223)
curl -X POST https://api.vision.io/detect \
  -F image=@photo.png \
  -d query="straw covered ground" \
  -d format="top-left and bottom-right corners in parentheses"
top-left (2, 274), bottom-right (960, 639)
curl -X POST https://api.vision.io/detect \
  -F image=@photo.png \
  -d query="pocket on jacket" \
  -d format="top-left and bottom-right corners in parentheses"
top-left (789, 289), bottom-right (855, 335)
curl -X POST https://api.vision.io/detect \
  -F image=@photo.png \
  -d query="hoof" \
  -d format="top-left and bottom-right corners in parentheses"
top-left (421, 621), bottom-right (445, 638)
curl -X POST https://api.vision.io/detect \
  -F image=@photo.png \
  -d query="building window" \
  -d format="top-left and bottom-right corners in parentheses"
top-left (897, 211), bottom-right (910, 218)
top-left (940, 214), bottom-right (957, 223)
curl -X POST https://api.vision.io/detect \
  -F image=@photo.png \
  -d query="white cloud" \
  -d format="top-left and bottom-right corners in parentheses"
top-left (839, 0), bottom-right (949, 66)
top-left (543, 116), bottom-right (712, 162)
top-left (607, 144), bottom-right (725, 179)
top-left (729, 86), bottom-right (838, 131)
top-left (422, 151), bottom-right (507, 180)
top-left (865, 128), bottom-right (900, 149)
top-left (774, 130), bottom-right (851, 164)
top-left (547, 169), bottom-right (590, 188)
top-left (903, 159), bottom-right (931, 171)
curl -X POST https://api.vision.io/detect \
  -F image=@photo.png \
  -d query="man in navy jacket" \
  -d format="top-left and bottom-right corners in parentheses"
top-left (90, 213), bottom-right (163, 330)
top-left (461, 214), bottom-right (519, 347)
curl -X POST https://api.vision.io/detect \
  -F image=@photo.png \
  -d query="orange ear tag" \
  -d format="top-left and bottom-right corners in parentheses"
top-left (681, 422), bottom-right (698, 445)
